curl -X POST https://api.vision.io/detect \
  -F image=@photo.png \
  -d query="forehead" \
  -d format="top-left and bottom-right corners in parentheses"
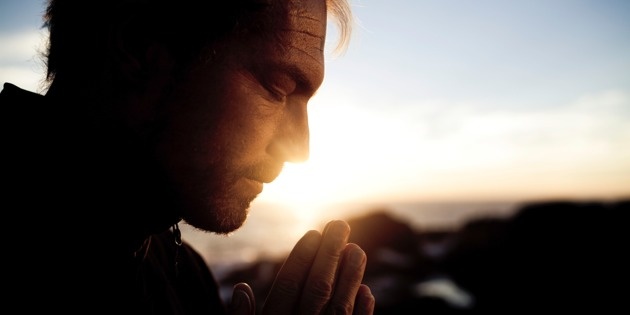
top-left (213, 0), bottom-right (328, 86)
top-left (286, 0), bottom-right (327, 46)
top-left (279, 0), bottom-right (327, 70)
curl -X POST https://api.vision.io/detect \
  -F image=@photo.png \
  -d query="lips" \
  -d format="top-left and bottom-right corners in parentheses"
top-left (243, 178), bottom-right (264, 194)
top-left (246, 162), bottom-right (285, 184)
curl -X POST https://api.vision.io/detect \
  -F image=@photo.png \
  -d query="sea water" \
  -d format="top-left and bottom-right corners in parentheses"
top-left (181, 199), bottom-right (520, 270)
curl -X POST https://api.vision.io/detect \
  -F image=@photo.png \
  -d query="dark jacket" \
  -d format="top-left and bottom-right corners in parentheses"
top-left (1, 82), bottom-right (227, 314)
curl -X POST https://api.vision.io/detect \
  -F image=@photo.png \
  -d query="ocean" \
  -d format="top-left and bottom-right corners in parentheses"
top-left (180, 198), bottom-right (628, 312)
top-left (180, 199), bottom-right (521, 269)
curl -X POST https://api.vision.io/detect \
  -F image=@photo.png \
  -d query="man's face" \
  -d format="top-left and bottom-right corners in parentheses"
top-left (155, 0), bottom-right (327, 234)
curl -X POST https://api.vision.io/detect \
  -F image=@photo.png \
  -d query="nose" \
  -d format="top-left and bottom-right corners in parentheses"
top-left (267, 101), bottom-right (310, 163)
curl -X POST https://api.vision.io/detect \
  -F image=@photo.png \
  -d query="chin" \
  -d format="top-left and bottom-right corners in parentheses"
top-left (183, 197), bottom-right (252, 235)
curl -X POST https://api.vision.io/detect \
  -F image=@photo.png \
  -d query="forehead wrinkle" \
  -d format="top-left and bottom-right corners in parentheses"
top-left (282, 28), bottom-right (323, 40)
top-left (287, 3), bottom-right (326, 27)
top-left (287, 43), bottom-right (324, 65)
top-left (288, 12), bottom-right (321, 23)
top-left (284, 2), bottom-right (326, 52)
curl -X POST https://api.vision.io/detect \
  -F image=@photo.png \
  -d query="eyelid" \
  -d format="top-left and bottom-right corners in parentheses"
top-left (268, 63), bottom-right (317, 97)
top-left (265, 74), bottom-right (297, 102)
top-left (266, 84), bottom-right (288, 102)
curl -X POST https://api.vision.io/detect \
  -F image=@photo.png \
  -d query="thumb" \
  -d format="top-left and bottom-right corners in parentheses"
top-left (228, 282), bottom-right (255, 315)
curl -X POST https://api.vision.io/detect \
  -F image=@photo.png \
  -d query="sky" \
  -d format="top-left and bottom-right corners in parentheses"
top-left (1, 0), bottom-right (629, 210)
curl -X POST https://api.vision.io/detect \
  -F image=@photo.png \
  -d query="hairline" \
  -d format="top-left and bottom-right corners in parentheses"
top-left (41, 0), bottom-right (353, 87)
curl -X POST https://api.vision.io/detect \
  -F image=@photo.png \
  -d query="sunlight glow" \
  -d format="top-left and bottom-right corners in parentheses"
top-left (258, 94), bottom-right (408, 215)
top-left (258, 87), bottom-right (630, 220)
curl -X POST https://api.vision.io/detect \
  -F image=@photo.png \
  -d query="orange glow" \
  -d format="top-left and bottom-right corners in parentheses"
top-left (257, 88), bottom-right (630, 222)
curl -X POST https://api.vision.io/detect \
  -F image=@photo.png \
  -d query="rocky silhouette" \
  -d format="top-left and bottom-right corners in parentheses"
top-left (217, 199), bottom-right (629, 313)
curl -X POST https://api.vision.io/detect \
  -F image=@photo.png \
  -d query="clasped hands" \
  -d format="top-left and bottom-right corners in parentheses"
top-left (229, 220), bottom-right (375, 314)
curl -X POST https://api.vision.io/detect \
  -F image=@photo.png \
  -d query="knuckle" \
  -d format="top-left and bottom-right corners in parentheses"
top-left (308, 277), bottom-right (334, 300)
top-left (273, 277), bottom-right (301, 296)
top-left (321, 244), bottom-right (345, 262)
top-left (328, 301), bottom-right (353, 315)
top-left (325, 244), bottom-right (344, 256)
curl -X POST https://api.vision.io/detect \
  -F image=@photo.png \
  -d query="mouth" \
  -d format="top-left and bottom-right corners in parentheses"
top-left (246, 174), bottom-right (278, 185)
top-left (248, 163), bottom-right (284, 184)
top-left (239, 163), bottom-right (283, 196)
top-left (242, 178), bottom-right (264, 194)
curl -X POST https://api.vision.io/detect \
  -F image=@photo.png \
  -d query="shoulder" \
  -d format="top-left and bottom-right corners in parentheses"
top-left (0, 82), bottom-right (50, 130)
top-left (0, 82), bottom-right (45, 107)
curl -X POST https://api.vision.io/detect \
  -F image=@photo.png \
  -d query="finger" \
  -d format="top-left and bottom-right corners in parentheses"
top-left (326, 243), bottom-right (367, 314)
top-left (262, 229), bottom-right (322, 314)
top-left (353, 285), bottom-right (375, 315)
top-left (229, 282), bottom-right (255, 315)
top-left (298, 220), bottom-right (351, 314)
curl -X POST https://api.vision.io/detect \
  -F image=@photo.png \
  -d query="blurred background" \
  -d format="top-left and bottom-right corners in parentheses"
top-left (2, 0), bottom-right (629, 313)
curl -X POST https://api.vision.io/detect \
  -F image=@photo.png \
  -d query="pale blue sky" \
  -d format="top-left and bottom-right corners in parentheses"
top-left (328, 0), bottom-right (630, 109)
top-left (1, 0), bottom-right (629, 204)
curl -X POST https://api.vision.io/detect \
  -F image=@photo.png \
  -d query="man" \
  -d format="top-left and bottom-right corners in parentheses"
top-left (1, 0), bottom-right (375, 314)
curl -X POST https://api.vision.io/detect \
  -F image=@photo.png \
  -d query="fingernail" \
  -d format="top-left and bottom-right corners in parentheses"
top-left (231, 289), bottom-right (250, 312)
top-left (359, 285), bottom-right (376, 310)
top-left (322, 220), bottom-right (333, 235)
top-left (329, 220), bottom-right (349, 236)
top-left (349, 245), bottom-right (366, 266)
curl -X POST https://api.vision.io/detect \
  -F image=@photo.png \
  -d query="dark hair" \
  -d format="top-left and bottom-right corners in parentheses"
top-left (43, 0), bottom-right (352, 87)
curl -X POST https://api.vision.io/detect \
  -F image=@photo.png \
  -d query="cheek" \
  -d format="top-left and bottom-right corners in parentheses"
top-left (215, 106), bottom-right (280, 160)
top-left (217, 84), bottom-right (284, 159)
top-left (152, 97), bottom-right (224, 174)
top-left (162, 67), bottom-right (282, 167)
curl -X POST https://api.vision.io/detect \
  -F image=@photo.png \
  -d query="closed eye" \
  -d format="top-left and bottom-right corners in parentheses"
top-left (262, 73), bottom-right (296, 103)
top-left (264, 85), bottom-right (287, 103)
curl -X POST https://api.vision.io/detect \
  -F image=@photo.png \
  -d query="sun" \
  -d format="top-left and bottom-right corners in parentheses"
top-left (256, 159), bottom-right (347, 226)
top-left (259, 162), bottom-right (345, 206)
top-left (254, 96), bottom-right (406, 227)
